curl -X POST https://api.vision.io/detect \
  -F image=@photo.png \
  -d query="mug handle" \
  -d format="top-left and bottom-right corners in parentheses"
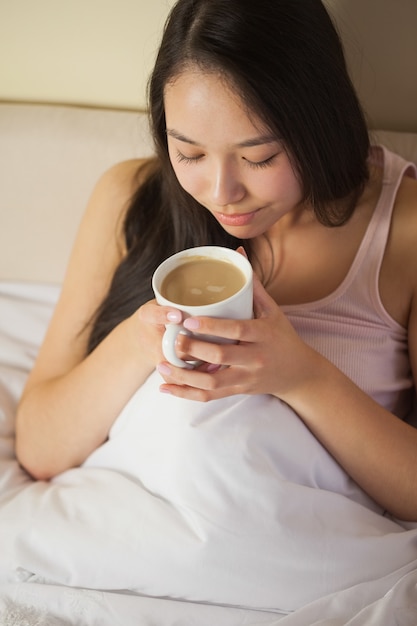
top-left (162, 324), bottom-right (198, 369)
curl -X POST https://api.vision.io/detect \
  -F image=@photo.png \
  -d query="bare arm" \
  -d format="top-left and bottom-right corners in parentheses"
top-left (15, 159), bottom-right (170, 479)
top-left (281, 339), bottom-right (417, 522)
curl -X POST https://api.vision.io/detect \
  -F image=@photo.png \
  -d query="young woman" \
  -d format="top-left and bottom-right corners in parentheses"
top-left (15, 0), bottom-right (417, 522)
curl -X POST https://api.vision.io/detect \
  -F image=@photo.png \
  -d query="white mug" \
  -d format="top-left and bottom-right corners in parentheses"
top-left (152, 246), bottom-right (253, 369)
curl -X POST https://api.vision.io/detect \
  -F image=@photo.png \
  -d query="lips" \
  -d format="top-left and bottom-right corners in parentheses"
top-left (215, 208), bottom-right (260, 227)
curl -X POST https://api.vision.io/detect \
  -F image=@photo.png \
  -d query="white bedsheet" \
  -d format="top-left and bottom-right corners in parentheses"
top-left (1, 281), bottom-right (417, 626)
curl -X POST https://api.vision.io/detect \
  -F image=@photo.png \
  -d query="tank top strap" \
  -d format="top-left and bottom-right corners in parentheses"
top-left (346, 145), bottom-right (417, 324)
top-left (362, 145), bottom-right (416, 259)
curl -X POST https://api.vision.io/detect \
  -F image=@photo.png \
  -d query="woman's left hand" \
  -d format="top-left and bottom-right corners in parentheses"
top-left (156, 273), bottom-right (316, 401)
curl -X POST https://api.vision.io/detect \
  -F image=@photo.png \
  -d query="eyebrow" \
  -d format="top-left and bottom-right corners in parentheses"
top-left (166, 128), bottom-right (277, 148)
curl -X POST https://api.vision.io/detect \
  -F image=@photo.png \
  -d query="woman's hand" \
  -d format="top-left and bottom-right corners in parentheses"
top-left (136, 299), bottom-right (185, 369)
top-left (156, 273), bottom-right (316, 401)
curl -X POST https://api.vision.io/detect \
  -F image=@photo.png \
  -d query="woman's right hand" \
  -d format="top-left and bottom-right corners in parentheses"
top-left (136, 299), bottom-right (183, 370)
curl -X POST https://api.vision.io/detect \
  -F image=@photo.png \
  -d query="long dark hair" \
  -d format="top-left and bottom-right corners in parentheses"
top-left (87, 0), bottom-right (370, 353)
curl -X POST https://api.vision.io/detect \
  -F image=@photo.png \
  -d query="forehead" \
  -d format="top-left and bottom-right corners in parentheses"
top-left (164, 69), bottom-right (269, 140)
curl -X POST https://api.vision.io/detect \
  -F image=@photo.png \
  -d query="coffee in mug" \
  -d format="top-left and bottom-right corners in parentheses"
top-left (160, 256), bottom-right (246, 306)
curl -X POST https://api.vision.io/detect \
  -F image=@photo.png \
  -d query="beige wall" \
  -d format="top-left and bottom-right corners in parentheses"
top-left (0, 0), bottom-right (416, 130)
top-left (324, 0), bottom-right (417, 132)
top-left (0, 0), bottom-right (174, 110)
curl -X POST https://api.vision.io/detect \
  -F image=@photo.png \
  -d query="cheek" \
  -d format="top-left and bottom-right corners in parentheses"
top-left (266, 167), bottom-right (303, 202)
top-left (171, 164), bottom-right (204, 198)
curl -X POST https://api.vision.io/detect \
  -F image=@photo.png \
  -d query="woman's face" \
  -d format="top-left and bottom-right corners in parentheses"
top-left (164, 69), bottom-right (305, 239)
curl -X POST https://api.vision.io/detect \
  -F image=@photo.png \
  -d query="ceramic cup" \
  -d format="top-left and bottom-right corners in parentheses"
top-left (152, 246), bottom-right (253, 368)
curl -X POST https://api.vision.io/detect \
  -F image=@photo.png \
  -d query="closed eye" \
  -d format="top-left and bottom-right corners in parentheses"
top-left (175, 150), bottom-right (204, 165)
top-left (175, 150), bottom-right (278, 168)
top-left (245, 154), bottom-right (278, 169)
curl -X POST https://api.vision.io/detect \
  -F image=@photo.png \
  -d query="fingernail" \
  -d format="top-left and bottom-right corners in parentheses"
top-left (183, 317), bottom-right (200, 330)
top-left (157, 363), bottom-right (172, 376)
top-left (167, 310), bottom-right (182, 323)
top-left (206, 363), bottom-right (221, 373)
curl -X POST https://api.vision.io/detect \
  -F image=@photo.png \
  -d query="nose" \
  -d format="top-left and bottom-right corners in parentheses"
top-left (211, 161), bottom-right (245, 206)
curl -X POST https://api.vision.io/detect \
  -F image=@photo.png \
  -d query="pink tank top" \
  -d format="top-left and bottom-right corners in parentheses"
top-left (282, 146), bottom-right (417, 419)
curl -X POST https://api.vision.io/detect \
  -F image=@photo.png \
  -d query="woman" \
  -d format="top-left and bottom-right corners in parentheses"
top-left (15, 0), bottom-right (417, 522)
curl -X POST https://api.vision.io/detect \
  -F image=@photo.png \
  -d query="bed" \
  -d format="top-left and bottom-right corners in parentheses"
top-left (1, 1), bottom-right (417, 624)
top-left (1, 251), bottom-right (417, 626)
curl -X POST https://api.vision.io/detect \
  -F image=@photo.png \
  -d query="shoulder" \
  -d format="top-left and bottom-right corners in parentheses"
top-left (390, 171), bottom-right (417, 279)
top-left (395, 173), bottom-right (417, 274)
top-left (396, 174), bottom-right (417, 378)
top-left (55, 157), bottom-right (157, 334)
top-left (379, 169), bottom-right (417, 326)
top-left (82, 157), bottom-right (157, 252)
top-left (94, 157), bottom-right (155, 189)
top-left (89, 158), bottom-right (155, 217)
top-left (392, 172), bottom-right (417, 249)
top-left (68, 156), bottom-right (158, 297)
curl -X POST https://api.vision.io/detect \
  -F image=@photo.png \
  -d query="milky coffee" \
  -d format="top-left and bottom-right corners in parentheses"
top-left (160, 255), bottom-right (246, 306)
